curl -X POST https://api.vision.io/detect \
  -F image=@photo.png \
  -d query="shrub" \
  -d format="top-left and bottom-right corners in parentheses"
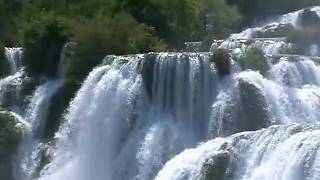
top-left (212, 48), bottom-right (231, 77)
top-left (240, 47), bottom-right (268, 75)
top-left (22, 15), bottom-right (69, 78)
top-left (66, 12), bottom-right (167, 85)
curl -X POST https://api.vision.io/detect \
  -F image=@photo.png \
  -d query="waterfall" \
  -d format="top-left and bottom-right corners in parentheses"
top-left (37, 7), bottom-right (320, 180)
top-left (0, 48), bottom-right (24, 108)
top-left (155, 124), bottom-right (320, 180)
top-left (0, 47), bottom-right (67, 179)
top-left (37, 53), bottom-right (218, 180)
top-left (5, 48), bottom-right (23, 74)
top-left (16, 80), bottom-right (64, 179)
top-left (0, 6), bottom-right (319, 180)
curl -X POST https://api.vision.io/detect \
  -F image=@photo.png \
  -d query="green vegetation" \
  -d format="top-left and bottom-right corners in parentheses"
top-left (239, 47), bottom-right (269, 75)
top-left (0, 111), bottom-right (21, 180)
top-left (212, 48), bottom-right (231, 77)
top-left (66, 13), bottom-right (166, 84)
top-left (0, 0), bottom-right (318, 82)
top-left (22, 15), bottom-right (69, 78)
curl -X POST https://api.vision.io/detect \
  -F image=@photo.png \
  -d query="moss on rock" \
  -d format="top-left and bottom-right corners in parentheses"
top-left (0, 111), bottom-right (22, 180)
top-left (240, 47), bottom-right (268, 75)
top-left (212, 48), bottom-right (231, 77)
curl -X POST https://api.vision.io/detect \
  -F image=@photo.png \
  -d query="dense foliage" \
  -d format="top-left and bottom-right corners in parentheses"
top-left (0, 0), bottom-right (318, 82)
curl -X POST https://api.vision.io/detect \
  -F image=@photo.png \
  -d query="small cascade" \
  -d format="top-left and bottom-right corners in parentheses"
top-left (155, 124), bottom-right (320, 180)
top-left (5, 48), bottom-right (23, 74)
top-left (16, 80), bottom-right (64, 180)
top-left (0, 48), bottom-right (24, 109)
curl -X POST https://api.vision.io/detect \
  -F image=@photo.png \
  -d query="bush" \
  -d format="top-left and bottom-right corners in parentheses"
top-left (240, 47), bottom-right (268, 75)
top-left (66, 12), bottom-right (167, 85)
top-left (22, 15), bottom-right (69, 78)
top-left (211, 48), bottom-right (231, 77)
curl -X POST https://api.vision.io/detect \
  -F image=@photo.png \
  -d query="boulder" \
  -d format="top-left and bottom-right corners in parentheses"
top-left (201, 152), bottom-right (230, 180)
top-left (299, 9), bottom-right (320, 27)
top-left (0, 111), bottom-right (22, 180)
top-left (238, 78), bottom-right (270, 131)
top-left (239, 47), bottom-right (269, 75)
top-left (211, 48), bottom-right (231, 77)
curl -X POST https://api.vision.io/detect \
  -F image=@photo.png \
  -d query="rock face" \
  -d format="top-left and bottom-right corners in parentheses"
top-left (0, 111), bottom-right (22, 180)
top-left (299, 9), bottom-right (320, 27)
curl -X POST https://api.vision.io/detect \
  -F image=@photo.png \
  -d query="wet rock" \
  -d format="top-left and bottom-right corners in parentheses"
top-left (211, 49), bottom-right (231, 77)
top-left (140, 53), bottom-right (157, 99)
top-left (239, 47), bottom-right (269, 75)
top-left (0, 111), bottom-right (22, 180)
top-left (299, 9), bottom-right (320, 27)
top-left (238, 78), bottom-right (270, 131)
top-left (255, 23), bottom-right (295, 38)
top-left (201, 152), bottom-right (230, 180)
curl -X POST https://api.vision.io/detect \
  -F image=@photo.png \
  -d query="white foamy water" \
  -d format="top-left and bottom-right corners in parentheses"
top-left (156, 124), bottom-right (320, 180)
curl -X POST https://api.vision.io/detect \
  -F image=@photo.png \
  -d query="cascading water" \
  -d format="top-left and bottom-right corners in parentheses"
top-left (5, 48), bottom-right (23, 74)
top-left (38, 53), bottom-right (217, 180)
top-left (0, 47), bottom-right (66, 179)
top-left (34, 7), bottom-right (320, 180)
top-left (0, 48), bottom-right (24, 108)
top-left (16, 79), bottom-right (64, 180)
top-left (155, 124), bottom-right (320, 180)
top-left (1, 6), bottom-right (320, 180)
